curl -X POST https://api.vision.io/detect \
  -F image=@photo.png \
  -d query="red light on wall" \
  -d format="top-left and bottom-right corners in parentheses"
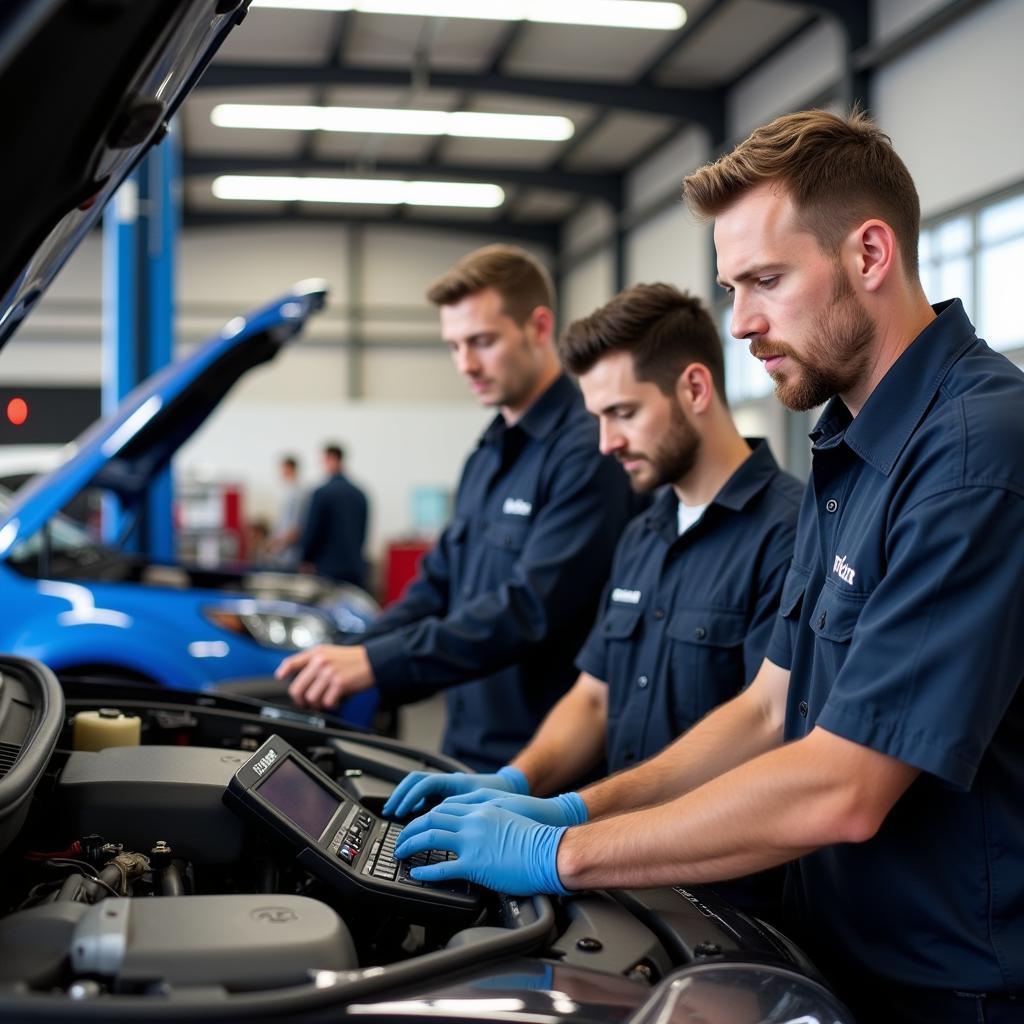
top-left (6, 397), bottom-right (28, 426)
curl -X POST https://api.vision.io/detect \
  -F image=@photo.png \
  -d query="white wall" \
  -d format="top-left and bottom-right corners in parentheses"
top-left (873, 0), bottom-right (1024, 217)
top-left (562, 247), bottom-right (615, 324)
top-left (624, 126), bottom-right (713, 303)
top-left (176, 399), bottom-right (493, 561)
top-left (726, 19), bottom-right (844, 140)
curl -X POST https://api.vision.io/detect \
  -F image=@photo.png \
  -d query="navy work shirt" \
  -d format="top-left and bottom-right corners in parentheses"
top-left (576, 440), bottom-right (802, 773)
top-left (300, 472), bottom-right (369, 587)
top-left (767, 301), bottom-right (1024, 993)
top-left (363, 375), bottom-right (635, 771)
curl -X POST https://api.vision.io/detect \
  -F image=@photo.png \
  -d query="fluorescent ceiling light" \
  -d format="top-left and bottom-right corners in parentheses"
top-left (211, 103), bottom-right (573, 141)
top-left (250, 0), bottom-right (686, 31)
top-left (212, 175), bottom-right (506, 208)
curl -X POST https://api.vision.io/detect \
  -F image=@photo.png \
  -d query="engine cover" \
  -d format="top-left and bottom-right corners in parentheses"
top-left (70, 894), bottom-right (357, 990)
top-left (56, 746), bottom-right (249, 862)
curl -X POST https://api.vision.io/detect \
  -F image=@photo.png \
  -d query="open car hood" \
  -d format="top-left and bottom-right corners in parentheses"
top-left (0, 282), bottom-right (327, 557)
top-left (0, 0), bottom-right (250, 350)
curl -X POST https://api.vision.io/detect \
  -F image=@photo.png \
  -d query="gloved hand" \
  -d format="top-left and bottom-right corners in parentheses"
top-left (394, 802), bottom-right (570, 895)
top-left (437, 788), bottom-right (588, 828)
top-left (382, 765), bottom-right (528, 818)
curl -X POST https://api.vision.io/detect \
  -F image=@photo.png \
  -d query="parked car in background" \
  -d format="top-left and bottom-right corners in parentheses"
top-left (0, 283), bottom-right (379, 727)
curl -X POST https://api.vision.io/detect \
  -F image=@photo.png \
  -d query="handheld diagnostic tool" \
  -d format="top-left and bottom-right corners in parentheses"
top-left (224, 735), bottom-right (482, 916)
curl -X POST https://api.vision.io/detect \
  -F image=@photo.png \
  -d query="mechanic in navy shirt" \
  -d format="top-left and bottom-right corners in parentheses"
top-left (393, 112), bottom-right (1024, 1023)
top-left (279, 245), bottom-right (635, 772)
top-left (298, 443), bottom-right (368, 587)
top-left (384, 283), bottom-right (801, 914)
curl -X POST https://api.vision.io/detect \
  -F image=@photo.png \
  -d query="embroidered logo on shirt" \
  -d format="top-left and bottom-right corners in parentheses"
top-left (611, 588), bottom-right (642, 604)
top-left (832, 554), bottom-right (856, 586)
top-left (502, 498), bottom-right (533, 516)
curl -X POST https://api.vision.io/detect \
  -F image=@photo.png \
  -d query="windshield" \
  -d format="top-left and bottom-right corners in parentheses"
top-left (0, 485), bottom-right (105, 568)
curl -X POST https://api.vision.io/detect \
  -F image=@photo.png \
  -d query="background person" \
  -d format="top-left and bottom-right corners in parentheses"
top-left (299, 443), bottom-right (369, 588)
top-left (267, 453), bottom-right (305, 568)
top-left (383, 282), bottom-right (802, 915)
top-left (393, 111), bottom-right (1024, 1024)
top-left (278, 245), bottom-right (636, 773)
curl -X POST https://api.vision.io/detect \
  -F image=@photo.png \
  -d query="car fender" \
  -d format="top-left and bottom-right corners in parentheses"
top-left (10, 617), bottom-right (208, 691)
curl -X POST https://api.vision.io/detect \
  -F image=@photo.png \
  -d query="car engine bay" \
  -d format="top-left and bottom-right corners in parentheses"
top-left (0, 655), bottom-right (846, 1023)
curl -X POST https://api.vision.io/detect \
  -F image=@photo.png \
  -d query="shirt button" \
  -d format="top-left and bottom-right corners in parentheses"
top-left (825, 499), bottom-right (839, 513)
top-left (637, 675), bottom-right (649, 689)
top-left (799, 700), bottom-right (809, 717)
top-left (653, 608), bottom-right (665, 620)
top-left (817, 611), bottom-right (827, 629)
top-left (693, 626), bottom-right (706, 640)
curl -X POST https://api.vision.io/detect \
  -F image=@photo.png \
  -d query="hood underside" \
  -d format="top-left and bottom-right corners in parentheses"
top-left (0, 0), bottom-right (250, 350)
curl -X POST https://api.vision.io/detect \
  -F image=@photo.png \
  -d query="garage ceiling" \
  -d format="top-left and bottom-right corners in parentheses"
top-left (182, 0), bottom-right (861, 237)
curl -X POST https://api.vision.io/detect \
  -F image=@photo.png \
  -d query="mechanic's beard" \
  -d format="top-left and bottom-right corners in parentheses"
top-left (754, 269), bottom-right (876, 412)
top-left (627, 401), bottom-right (701, 493)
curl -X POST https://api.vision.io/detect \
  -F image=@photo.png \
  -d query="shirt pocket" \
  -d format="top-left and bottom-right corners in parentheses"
top-left (482, 519), bottom-right (530, 555)
top-left (808, 582), bottom-right (867, 680)
top-left (600, 606), bottom-right (643, 719)
top-left (664, 606), bottom-right (747, 723)
top-left (779, 563), bottom-right (811, 620)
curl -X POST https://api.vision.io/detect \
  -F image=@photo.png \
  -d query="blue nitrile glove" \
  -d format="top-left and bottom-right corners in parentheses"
top-left (382, 766), bottom-right (528, 819)
top-left (436, 788), bottom-right (588, 828)
top-left (394, 802), bottom-right (570, 896)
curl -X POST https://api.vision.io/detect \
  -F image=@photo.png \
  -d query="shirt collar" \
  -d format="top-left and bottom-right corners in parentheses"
top-left (810, 299), bottom-right (978, 474)
top-left (714, 438), bottom-right (782, 511)
top-left (645, 437), bottom-right (780, 538)
top-left (480, 374), bottom-right (578, 446)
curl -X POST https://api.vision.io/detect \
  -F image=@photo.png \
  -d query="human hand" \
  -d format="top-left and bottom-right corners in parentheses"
top-left (275, 644), bottom-right (374, 709)
top-left (394, 802), bottom-right (570, 895)
top-left (382, 766), bottom-right (528, 819)
top-left (437, 788), bottom-right (588, 828)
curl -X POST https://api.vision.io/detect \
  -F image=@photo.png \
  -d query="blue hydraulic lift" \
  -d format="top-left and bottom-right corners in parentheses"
top-left (101, 128), bottom-right (179, 559)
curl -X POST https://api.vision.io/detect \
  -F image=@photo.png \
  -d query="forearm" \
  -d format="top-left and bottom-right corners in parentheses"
top-left (580, 683), bottom-right (782, 820)
top-left (558, 727), bottom-right (918, 891)
top-left (560, 732), bottom-right (843, 889)
top-left (510, 678), bottom-right (607, 796)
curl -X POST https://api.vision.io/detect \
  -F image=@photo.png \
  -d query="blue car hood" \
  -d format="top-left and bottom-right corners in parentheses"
top-left (0, 282), bottom-right (327, 557)
top-left (0, 0), bottom-right (250, 350)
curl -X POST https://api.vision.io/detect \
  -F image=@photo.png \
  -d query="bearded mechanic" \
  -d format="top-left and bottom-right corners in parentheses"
top-left (384, 281), bottom-right (801, 917)
top-left (278, 244), bottom-right (635, 773)
top-left (394, 111), bottom-right (1024, 1024)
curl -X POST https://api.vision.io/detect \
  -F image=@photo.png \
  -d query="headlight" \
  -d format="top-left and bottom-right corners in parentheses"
top-left (204, 607), bottom-right (331, 650)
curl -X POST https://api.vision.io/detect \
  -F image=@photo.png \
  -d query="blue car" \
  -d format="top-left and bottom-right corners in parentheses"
top-left (0, 282), bottom-right (378, 726)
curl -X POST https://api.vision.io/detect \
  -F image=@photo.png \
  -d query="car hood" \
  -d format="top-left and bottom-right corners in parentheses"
top-left (0, 0), bottom-right (250, 350)
top-left (0, 281), bottom-right (327, 557)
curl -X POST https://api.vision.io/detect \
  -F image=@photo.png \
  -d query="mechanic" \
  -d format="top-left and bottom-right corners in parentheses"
top-left (278, 245), bottom-right (636, 772)
top-left (383, 282), bottom-right (801, 916)
top-left (393, 110), bottom-right (1024, 1024)
top-left (299, 443), bottom-right (369, 588)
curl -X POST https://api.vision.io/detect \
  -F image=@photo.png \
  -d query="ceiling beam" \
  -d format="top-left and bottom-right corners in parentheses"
top-left (637, 0), bottom-right (728, 85)
top-left (183, 154), bottom-right (622, 201)
top-left (183, 208), bottom-right (561, 247)
top-left (196, 63), bottom-right (726, 130)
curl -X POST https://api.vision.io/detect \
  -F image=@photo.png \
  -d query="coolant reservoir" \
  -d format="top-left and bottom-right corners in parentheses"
top-left (71, 708), bottom-right (141, 752)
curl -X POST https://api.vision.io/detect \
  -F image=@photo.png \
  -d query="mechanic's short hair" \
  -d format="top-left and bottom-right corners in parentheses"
top-left (324, 443), bottom-right (344, 462)
top-left (426, 244), bottom-right (555, 325)
top-left (683, 107), bottom-right (921, 278)
top-left (558, 283), bottom-right (727, 403)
